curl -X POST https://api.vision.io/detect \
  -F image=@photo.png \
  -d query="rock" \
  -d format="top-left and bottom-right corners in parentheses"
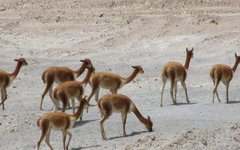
top-left (55, 16), bottom-right (61, 22)
top-left (0, 8), bottom-right (6, 11)
top-left (209, 19), bottom-right (218, 25)
top-left (202, 139), bottom-right (208, 146)
top-left (109, 1), bottom-right (115, 8)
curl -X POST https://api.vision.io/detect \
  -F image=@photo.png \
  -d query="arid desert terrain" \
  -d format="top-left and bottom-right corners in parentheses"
top-left (1, 0), bottom-right (240, 149)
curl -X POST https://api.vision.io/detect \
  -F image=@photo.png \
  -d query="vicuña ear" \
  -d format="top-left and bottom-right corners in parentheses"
top-left (235, 53), bottom-right (238, 58)
top-left (191, 47), bottom-right (194, 51)
top-left (14, 59), bottom-right (19, 61)
top-left (80, 59), bottom-right (85, 62)
top-left (147, 115), bottom-right (151, 120)
top-left (132, 66), bottom-right (136, 69)
top-left (186, 48), bottom-right (188, 52)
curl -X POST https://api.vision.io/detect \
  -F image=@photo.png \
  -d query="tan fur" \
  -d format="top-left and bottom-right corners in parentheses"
top-left (210, 53), bottom-right (240, 103)
top-left (87, 65), bottom-right (144, 103)
top-left (36, 97), bottom-right (89, 150)
top-left (98, 94), bottom-right (153, 140)
top-left (40, 59), bottom-right (92, 110)
top-left (52, 64), bottom-right (95, 114)
top-left (0, 58), bottom-right (28, 110)
top-left (160, 48), bottom-right (194, 106)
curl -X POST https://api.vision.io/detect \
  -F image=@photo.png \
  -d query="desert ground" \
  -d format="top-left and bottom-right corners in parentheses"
top-left (1, 0), bottom-right (240, 149)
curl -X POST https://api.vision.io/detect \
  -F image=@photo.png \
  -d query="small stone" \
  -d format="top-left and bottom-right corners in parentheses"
top-left (209, 19), bottom-right (218, 25)
top-left (55, 16), bottom-right (61, 22)
top-left (151, 136), bottom-right (156, 141)
top-left (202, 140), bottom-right (208, 146)
top-left (0, 8), bottom-right (6, 11)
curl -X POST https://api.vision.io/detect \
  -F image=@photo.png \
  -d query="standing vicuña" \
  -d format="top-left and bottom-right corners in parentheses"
top-left (160, 48), bottom-right (194, 107)
top-left (98, 94), bottom-right (153, 140)
top-left (0, 58), bottom-right (28, 110)
top-left (210, 53), bottom-right (240, 103)
top-left (52, 63), bottom-right (95, 114)
top-left (36, 97), bottom-right (89, 150)
top-left (40, 59), bottom-right (92, 110)
top-left (87, 65), bottom-right (144, 103)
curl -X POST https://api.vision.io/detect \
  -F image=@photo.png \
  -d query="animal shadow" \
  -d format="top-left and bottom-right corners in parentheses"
top-left (73, 119), bottom-right (97, 128)
top-left (172, 102), bottom-right (197, 106)
top-left (108, 130), bottom-right (148, 140)
top-left (71, 144), bottom-right (101, 150)
top-left (226, 100), bottom-right (240, 104)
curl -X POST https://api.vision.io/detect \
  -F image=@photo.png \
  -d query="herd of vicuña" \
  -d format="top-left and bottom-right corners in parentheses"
top-left (1, 48), bottom-right (240, 150)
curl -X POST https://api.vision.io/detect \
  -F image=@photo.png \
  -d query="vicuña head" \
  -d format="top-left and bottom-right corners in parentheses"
top-left (132, 65), bottom-right (144, 74)
top-left (14, 58), bottom-right (28, 66)
top-left (0, 58), bottom-right (28, 110)
top-left (210, 52), bottom-right (240, 103)
top-left (145, 115), bottom-right (153, 132)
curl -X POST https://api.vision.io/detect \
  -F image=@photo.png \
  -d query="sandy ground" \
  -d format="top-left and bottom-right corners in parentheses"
top-left (1, 0), bottom-right (240, 149)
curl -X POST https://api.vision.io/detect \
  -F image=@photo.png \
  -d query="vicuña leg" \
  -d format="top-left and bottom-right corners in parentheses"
top-left (71, 99), bottom-right (75, 114)
top-left (1, 88), bottom-right (7, 110)
top-left (48, 86), bottom-right (53, 103)
top-left (225, 82), bottom-right (230, 103)
top-left (95, 88), bottom-right (100, 102)
top-left (212, 77), bottom-right (221, 103)
top-left (77, 96), bottom-right (83, 120)
top-left (88, 82), bottom-right (100, 103)
top-left (121, 111), bottom-right (127, 136)
top-left (87, 84), bottom-right (99, 113)
top-left (174, 81), bottom-right (178, 103)
top-left (40, 76), bottom-right (54, 110)
top-left (66, 131), bottom-right (72, 149)
top-left (212, 78), bottom-right (221, 102)
top-left (37, 120), bottom-right (49, 150)
top-left (215, 90), bottom-right (221, 102)
top-left (53, 100), bottom-right (60, 112)
top-left (160, 76), bottom-right (167, 107)
top-left (45, 129), bottom-right (53, 150)
top-left (100, 113), bottom-right (110, 140)
top-left (62, 131), bottom-right (67, 150)
top-left (170, 76), bottom-right (176, 105)
top-left (181, 80), bottom-right (190, 104)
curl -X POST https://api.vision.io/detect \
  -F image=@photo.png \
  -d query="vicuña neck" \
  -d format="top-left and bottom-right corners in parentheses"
top-left (184, 54), bottom-right (192, 70)
top-left (232, 60), bottom-right (239, 72)
top-left (132, 105), bottom-right (148, 126)
top-left (81, 68), bottom-right (93, 85)
top-left (73, 101), bottom-right (85, 119)
top-left (10, 62), bottom-right (22, 80)
top-left (123, 69), bottom-right (139, 84)
top-left (75, 63), bottom-right (87, 78)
